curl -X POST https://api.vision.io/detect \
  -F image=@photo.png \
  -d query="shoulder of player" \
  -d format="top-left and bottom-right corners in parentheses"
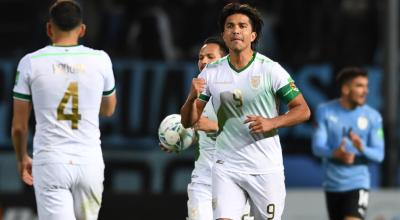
top-left (254, 52), bottom-right (274, 64)
top-left (206, 55), bottom-right (229, 68)
top-left (361, 104), bottom-right (382, 119)
top-left (317, 99), bottom-right (339, 113)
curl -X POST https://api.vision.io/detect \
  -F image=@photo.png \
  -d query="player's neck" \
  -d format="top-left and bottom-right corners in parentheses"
top-left (229, 49), bottom-right (254, 70)
top-left (52, 38), bottom-right (79, 47)
top-left (339, 97), bottom-right (358, 110)
top-left (51, 33), bottom-right (79, 47)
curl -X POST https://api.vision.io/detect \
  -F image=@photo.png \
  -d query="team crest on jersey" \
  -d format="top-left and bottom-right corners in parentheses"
top-left (250, 75), bottom-right (260, 89)
top-left (357, 116), bottom-right (368, 130)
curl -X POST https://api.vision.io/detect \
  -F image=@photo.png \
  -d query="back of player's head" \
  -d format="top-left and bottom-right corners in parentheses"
top-left (219, 3), bottom-right (263, 50)
top-left (336, 67), bottom-right (368, 88)
top-left (203, 36), bottom-right (229, 56)
top-left (49, 0), bottom-right (82, 31)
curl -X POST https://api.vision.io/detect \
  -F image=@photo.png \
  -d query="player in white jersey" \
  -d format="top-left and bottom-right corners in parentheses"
top-left (181, 3), bottom-right (311, 220)
top-left (188, 37), bottom-right (252, 220)
top-left (11, 1), bottom-right (116, 220)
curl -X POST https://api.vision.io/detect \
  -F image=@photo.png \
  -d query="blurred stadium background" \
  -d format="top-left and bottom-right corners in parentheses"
top-left (0, 0), bottom-right (399, 219)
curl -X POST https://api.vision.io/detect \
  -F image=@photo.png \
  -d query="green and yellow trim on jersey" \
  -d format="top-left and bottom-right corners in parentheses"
top-left (198, 94), bottom-right (210, 102)
top-left (13, 92), bottom-right (32, 102)
top-left (276, 80), bottom-right (300, 104)
top-left (103, 87), bottom-right (116, 97)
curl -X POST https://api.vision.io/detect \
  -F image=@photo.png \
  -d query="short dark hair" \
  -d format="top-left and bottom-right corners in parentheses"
top-left (49, 0), bottom-right (82, 31)
top-left (219, 3), bottom-right (263, 50)
top-left (336, 67), bottom-right (368, 87)
top-left (203, 36), bottom-right (229, 56)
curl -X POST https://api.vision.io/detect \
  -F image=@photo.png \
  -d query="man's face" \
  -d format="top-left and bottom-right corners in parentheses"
top-left (198, 43), bottom-right (223, 71)
top-left (222, 13), bottom-right (256, 53)
top-left (343, 76), bottom-right (369, 106)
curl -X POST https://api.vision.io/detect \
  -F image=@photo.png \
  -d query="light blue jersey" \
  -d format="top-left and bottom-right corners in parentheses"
top-left (312, 99), bottom-right (384, 192)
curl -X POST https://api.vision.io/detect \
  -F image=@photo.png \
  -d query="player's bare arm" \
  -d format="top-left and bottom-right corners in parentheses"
top-left (100, 92), bottom-right (117, 117)
top-left (181, 78), bottom-right (207, 128)
top-left (11, 99), bottom-right (33, 186)
top-left (194, 116), bottom-right (218, 133)
top-left (244, 94), bottom-right (310, 133)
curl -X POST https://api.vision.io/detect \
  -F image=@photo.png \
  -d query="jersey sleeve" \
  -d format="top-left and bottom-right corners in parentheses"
top-left (271, 63), bottom-right (300, 104)
top-left (197, 68), bottom-right (210, 102)
top-left (101, 51), bottom-right (116, 97)
top-left (312, 105), bottom-right (334, 158)
top-left (362, 112), bottom-right (385, 163)
top-left (13, 55), bottom-right (32, 102)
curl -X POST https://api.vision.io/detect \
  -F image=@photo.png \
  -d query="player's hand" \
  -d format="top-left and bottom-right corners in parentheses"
top-left (333, 139), bottom-right (355, 165)
top-left (159, 143), bottom-right (174, 153)
top-left (193, 116), bottom-right (218, 132)
top-left (349, 131), bottom-right (363, 152)
top-left (189, 78), bottom-right (206, 101)
top-left (17, 155), bottom-right (33, 186)
top-left (244, 115), bottom-right (276, 133)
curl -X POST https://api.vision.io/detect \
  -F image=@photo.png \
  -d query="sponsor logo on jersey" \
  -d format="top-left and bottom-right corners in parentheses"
top-left (216, 160), bottom-right (224, 164)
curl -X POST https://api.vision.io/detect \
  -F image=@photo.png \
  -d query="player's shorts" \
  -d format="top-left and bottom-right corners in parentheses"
top-left (187, 182), bottom-right (213, 220)
top-left (187, 181), bottom-right (252, 220)
top-left (325, 188), bottom-right (369, 220)
top-left (212, 163), bottom-right (285, 220)
top-left (33, 162), bottom-right (104, 220)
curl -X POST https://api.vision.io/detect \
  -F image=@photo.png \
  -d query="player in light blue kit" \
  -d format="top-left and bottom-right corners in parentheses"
top-left (312, 67), bottom-right (384, 220)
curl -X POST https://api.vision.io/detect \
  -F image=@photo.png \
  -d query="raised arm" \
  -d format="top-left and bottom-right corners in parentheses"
top-left (181, 78), bottom-right (207, 128)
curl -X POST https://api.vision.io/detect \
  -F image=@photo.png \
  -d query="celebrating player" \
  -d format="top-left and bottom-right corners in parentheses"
top-left (11, 1), bottom-right (116, 219)
top-left (181, 3), bottom-right (310, 220)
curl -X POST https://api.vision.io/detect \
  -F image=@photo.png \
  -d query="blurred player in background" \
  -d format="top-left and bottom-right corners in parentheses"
top-left (181, 3), bottom-right (310, 220)
top-left (312, 67), bottom-right (384, 220)
top-left (11, 1), bottom-right (116, 219)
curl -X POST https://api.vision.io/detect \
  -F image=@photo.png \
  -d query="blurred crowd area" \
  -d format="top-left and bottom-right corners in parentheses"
top-left (0, 0), bottom-right (382, 71)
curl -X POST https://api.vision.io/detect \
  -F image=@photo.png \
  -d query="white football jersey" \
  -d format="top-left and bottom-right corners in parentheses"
top-left (191, 100), bottom-right (217, 185)
top-left (198, 52), bottom-right (300, 174)
top-left (13, 45), bottom-right (115, 165)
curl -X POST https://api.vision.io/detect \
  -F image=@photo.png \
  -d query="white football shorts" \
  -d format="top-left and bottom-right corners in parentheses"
top-left (33, 162), bottom-right (104, 220)
top-left (212, 163), bottom-right (286, 220)
top-left (187, 182), bottom-right (213, 220)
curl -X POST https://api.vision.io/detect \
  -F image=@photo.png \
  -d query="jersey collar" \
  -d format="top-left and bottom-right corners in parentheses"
top-left (227, 51), bottom-right (256, 73)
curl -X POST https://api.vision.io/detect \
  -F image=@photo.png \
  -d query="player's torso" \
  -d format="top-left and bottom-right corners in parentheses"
top-left (323, 101), bottom-right (372, 154)
top-left (205, 55), bottom-right (283, 173)
top-left (208, 56), bottom-right (279, 145)
top-left (28, 46), bottom-right (106, 156)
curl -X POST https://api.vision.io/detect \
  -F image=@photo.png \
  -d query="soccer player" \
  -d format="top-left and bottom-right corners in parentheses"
top-left (188, 37), bottom-right (251, 220)
top-left (181, 3), bottom-right (310, 220)
top-left (312, 67), bottom-right (384, 220)
top-left (11, 1), bottom-right (116, 219)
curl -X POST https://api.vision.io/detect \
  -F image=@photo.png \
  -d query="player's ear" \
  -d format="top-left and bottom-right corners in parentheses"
top-left (78, 24), bottom-right (86, 38)
top-left (251, 31), bottom-right (256, 42)
top-left (341, 84), bottom-right (350, 96)
top-left (46, 22), bottom-right (53, 38)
